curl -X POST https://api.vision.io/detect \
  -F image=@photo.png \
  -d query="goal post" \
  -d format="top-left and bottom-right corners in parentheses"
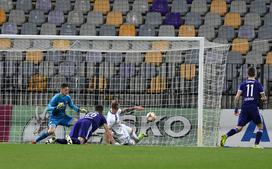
top-left (0, 35), bottom-right (229, 146)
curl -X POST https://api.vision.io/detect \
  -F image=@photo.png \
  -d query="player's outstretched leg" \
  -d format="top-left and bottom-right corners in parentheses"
top-left (253, 123), bottom-right (263, 149)
top-left (34, 130), bottom-right (50, 143)
top-left (220, 127), bottom-right (240, 147)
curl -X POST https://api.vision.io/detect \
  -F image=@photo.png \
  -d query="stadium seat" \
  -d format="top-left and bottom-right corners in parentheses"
top-left (9, 10), bottom-right (25, 25)
top-left (191, 0), bottom-right (208, 15)
top-left (21, 22), bottom-right (38, 35)
top-left (26, 51), bottom-right (43, 64)
top-left (0, 39), bottom-right (11, 49)
top-left (139, 24), bottom-right (156, 36)
top-left (245, 51), bottom-right (263, 64)
top-left (132, 0), bottom-right (149, 13)
top-left (16, 0), bottom-right (32, 12)
top-left (252, 39), bottom-right (270, 54)
top-left (151, 41), bottom-right (169, 50)
top-left (266, 52), bottom-right (272, 64)
top-left (80, 24), bottom-right (96, 36)
top-left (125, 53), bottom-right (144, 64)
top-left (13, 40), bottom-right (31, 50)
top-left (264, 13), bottom-right (272, 26)
top-left (106, 12), bottom-right (123, 27)
top-left (210, 0), bottom-right (227, 16)
top-left (113, 0), bottom-right (129, 14)
top-left (2, 22), bottom-right (18, 34)
top-left (218, 26), bottom-right (235, 42)
top-left (258, 25), bottom-right (272, 39)
top-left (0, 0), bottom-right (13, 12)
top-left (145, 12), bottom-right (162, 26)
top-left (148, 76), bottom-right (166, 93)
top-left (59, 62), bottom-right (75, 77)
top-left (230, 1), bottom-right (247, 16)
top-left (158, 25), bottom-right (175, 36)
top-left (180, 64), bottom-right (196, 80)
top-left (48, 10), bottom-right (65, 26)
top-left (165, 51), bottom-right (184, 63)
top-left (244, 13), bottom-right (261, 29)
top-left (224, 12), bottom-right (241, 29)
top-left (213, 38), bottom-right (228, 44)
top-left (39, 61), bottom-right (55, 76)
top-left (185, 12), bottom-right (202, 28)
top-left (86, 52), bottom-right (103, 63)
top-left (145, 52), bottom-right (162, 66)
top-left (126, 11), bottom-right (143, 26)
top-left (111, 41), bottom-right (129, 51)
top-left (204, 12), bottom-right (221, 28)
top-left (88, 75), bottom-right (107, 92)
top-left (74, 0), bottom-right (90, 14)
top-left (198, 25), bottom-right (215, 41)
top-left (178, 25), bottom-right (196, 37)
top-left (53, 40), bottom-right (71, 50)
top-left (87, 12), bottom-right (104, 25)
top-left (0, 8), bottom-right (6, 25)
top-left (227, 51), bottom-right (243, 64)
top-left (250, 0), bottom-right (267, 16)
top-left (28, 74), bottom-right (47, 92)
top-left (171, 0), bottom-right (189, 15)
top-left (36, 0), bottom-right (52, 13)
top-left (92, 41), bottom-right (110, 50)
top-left (40, 23), bottom-right (57, 35)
top-left (231, 38), bottom-right (249, 55)
top-left (55, 0), bottom-right (71, 13)
top-left (60, 24), bottom-right (77, 35)
top-left (99, 25), bottom-right (116, 36)
top-left (93, 0), bottom-right (110, 14)
top-left (67, 11), bottom-right (84, 26)
top-left (120, 63), bottom-right (136, 78)
top-left (163, 12), bottom-right (183, 28)
top-left (150, 0), bottom-right (169, 15)
top-left (238, 25), bottom-right (255, 41)
top-left (29, 10), bottom-right (45, 25)
top-left (104, 52), bottom-right (123, 64)
top-left (33, 40), bottom-right (51, 50)
top-left (131, 41), bottom-right (150, 50)
top-left (99, 62), bottom-right (115, 79)
top-left (119, 24), bottom-right (136, 36)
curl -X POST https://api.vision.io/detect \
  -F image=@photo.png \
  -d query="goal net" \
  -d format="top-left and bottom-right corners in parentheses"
top-left (0, 35), bottom-right (229, 146)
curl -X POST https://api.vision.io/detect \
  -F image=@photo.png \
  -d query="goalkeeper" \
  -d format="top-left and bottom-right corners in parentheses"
top-left (32, 83), bottom-right (87, 143)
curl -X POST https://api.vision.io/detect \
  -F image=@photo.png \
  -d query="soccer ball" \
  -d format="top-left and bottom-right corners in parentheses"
top-left (146, 112), bottom-right (156, 122)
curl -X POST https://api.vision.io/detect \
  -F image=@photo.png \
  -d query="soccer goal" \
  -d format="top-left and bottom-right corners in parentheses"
top-left (0, 35), bottom-right (229, 146)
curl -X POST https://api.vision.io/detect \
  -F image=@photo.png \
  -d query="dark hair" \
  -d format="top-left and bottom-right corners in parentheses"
top-left (95, 105), bottom-right (103, 113)
top-left (61, 83), bottom-right (69, 88)
top-left (247, 67), bottom-right (256, 77)
top-left (111, 100), bottom-right (119, 110)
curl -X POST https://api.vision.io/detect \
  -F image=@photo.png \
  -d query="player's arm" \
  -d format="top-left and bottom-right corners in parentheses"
top-left (121, 106), bottom-right (144, 114)
top-left (103, 124), bottom-right (115, 144)
top-left (67, 96), bottom-right (87, 114)
top-left (234, 90), bottom-right (242, 116)
top-left (259, 82), bottom-right (267, 103)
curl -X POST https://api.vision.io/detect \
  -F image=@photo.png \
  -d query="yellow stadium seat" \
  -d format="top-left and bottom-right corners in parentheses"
top-left (178, 25), bottom-right (196, 37)
top-left (266, 52), bottom-right (272, 64)
top-left (224, 12), bottom-right (241, 29)
top-left (232, 38), bottom-right (249, 55)
top-left (148, 76), bottom-right (166, 93)
top-left (106, 11), bottom-right (123, 27)
top-left (26, 51), bottom-right (43, 64)
top-left (145, 52), bottom-right (162, 66)
top-left (94, 0), bottom-right (110, 14)
top-left (53, 40), bottom-right (70, 50)
top-left (180, 64), bottom-right (196, 80)
top-left (0, 8), bottom-right (6, 25)
top-left (28, 74), bottom-right (47, 92)
top-left (88, 76), bottom-right (107, 92)
top-left (119, 24), bottom-right (136, 36)
top-left (210, 0), bottom-right (227, 16)
top-left (151, 41), bottom-right (169, 51)
top-left (0, 39), bottom-right (11, 49)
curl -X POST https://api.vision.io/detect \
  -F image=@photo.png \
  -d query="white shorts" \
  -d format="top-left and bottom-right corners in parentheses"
top-left (113, 124), bottom-right (135, 145)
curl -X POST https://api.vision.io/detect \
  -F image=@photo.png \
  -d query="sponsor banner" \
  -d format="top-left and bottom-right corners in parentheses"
top-left (219, 109), bottom-right (272, 147)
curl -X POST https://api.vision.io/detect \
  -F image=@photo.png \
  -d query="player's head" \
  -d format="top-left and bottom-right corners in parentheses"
top-left (111, 100), bottom-right (119, 112)
top-left (95, 105), bottom-right (103, 114)
top-left (60, 83), bottom-right (69, 95)
top-left (247, 67), bottom-right (256, 78)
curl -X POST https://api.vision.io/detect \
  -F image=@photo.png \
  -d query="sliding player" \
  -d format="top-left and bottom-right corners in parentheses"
top-left (220, 67), bottom-right (267, 149)
top-left (47, 105), bottom-right (114, 144)
top-left (107, 100), bottom-right (145, 145)
top-left (33, 83), bottom-right (87, 144)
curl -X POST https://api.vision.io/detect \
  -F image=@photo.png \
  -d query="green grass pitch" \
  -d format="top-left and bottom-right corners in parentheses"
top-left (0, 144), bottom-right (271, 169)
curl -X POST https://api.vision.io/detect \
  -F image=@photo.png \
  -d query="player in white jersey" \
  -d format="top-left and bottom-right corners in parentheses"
top-left (107, 100), bottom-right (145, 145)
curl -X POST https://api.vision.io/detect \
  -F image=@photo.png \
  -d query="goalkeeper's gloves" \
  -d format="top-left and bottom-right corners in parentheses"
top-left (57, 102), bottom-right (65, 109)
top-left (79, 108), bottom-right (88, 113)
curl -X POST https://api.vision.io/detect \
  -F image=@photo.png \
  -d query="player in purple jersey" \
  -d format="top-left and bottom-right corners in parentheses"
top-left (46, 105), bottom-right (115, 144)
top-left (220, 67), bottom-right (267, 148)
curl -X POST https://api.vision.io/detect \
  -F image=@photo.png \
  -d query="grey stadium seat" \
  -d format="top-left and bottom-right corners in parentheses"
top-left (158, 25), bottom-right (175, 36)
top-left (80, 24), bottom-right (96, 36)
top-left (245, 51), bottom-right (263, 64)
top-left (252, 39), bottom-right (270, 54)
top-left (258, 25), bottom-right (272, 39)
top-left (29, 10), bottom-right (45, 25)
top-left (33, 40), bottom-right (51, 49)
top-left (213, 37), bottom-right (229, 44)
top-left (13, 40), bottom-right (31, 50)
top-left (99, 25), bottom-right (116, 36)
top-left (264, 13), bottom-right (272, 26)
top-left (238, 25), bottom-right (255, 41)
top-left (60, 24), bottom-right (77, 35)
top-left (16, 0), bottom-right (32, 12)
top-left (21, 22), bottom-right (38, 35)
top-left (126, 11), bottom-right (143, 26)
top-left (204, 12), bottom-right (221, 28)
top-left (36, 0), bottom-right (52, 13)
top-left (132, 0), bottom-right (148, 13)
top-left (74, 0), bottom-right (90, 14)
top-left (85, 52), bottom-right (103, 63)
top-left (1, 22), bottom-right (18, 34)
top-left (250, 0), bottom-right (267, 16)
top-left (55, 0), bottom-right (71, 13)
top-left (191, 0), bottom-right (207, 15)
top-left (218, 26), bottom-right (235, 42)
top-left (48, 10), bottom-right (65, 26)
top-left (244, 13), bottom-right (261, 28)
top-left (230, 1), bottom-right (247, 15)
top-left (59, 62), bottom-right (75, 77)
top-left (171, 0), bottom-right (189, 15)
top-left (125, 53), bottom-right (144, 64)
top-left (227, 51), bottom-right (243, 64)
top-left (185, 12), bottom-right (202, 28)
top-left (198, 25), bottom-right (215, 41)
top-left (87, 12), bottom-right (104, 25)
top-left (40, 23), bottom-right (57, 35)
top-left (111, 41), bottom-right (129, 51)
top-left (0, 0), bottom-right (13, 12)
top-left (9, 10), bottom-right (26, 25)
top-left (92, 41), bottom-right (110, 50)
top-left (145, 12), bottom-right (162, 26)
top-left (113, 0), bottom-right (129, 14)
top-left (139, 24), bottom-right (156, 36)
top-left (67, 11), bottom-right (84, 26)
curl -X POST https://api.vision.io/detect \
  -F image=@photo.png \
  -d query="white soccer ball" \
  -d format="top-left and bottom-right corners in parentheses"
top-left (146, 112), bottom-right (156, 122)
